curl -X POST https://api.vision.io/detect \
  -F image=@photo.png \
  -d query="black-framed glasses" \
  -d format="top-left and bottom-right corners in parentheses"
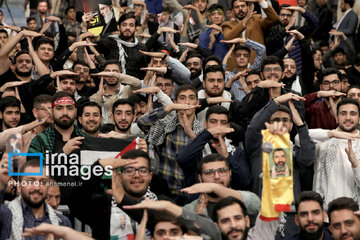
top-left (203, 167), bottom-right (229, 177)
top-left (263, 67), bottom-right (282, 72)
top-left (322, 80), bottom-right (340, 86)
top-left (156, 83), bottom-right (172, 88)
top-left (270, 117), bottom-right (290, 123)
top-left (121, 167), bottom-right (150, 176)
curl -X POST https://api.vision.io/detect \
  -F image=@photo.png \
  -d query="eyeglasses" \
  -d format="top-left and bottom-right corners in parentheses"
top-left (121, 167), bottom-right (150, 176)
top-left (270, 117), bottom-right (290, 123)
top-left (322, 80), bottom-right (340, 86)
top-left (203, 167), bottom-right (229, 177)
top-left (263, 67), bottom-right (282, 72)
top-left (156, 83), bottom-right (172, 88)
top-left (280, 13), bottom-right (292, 17)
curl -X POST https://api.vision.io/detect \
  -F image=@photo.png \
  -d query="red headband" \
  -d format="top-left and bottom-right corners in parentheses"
top-left (160, 49), bottom-right (171, 56)
top-left (52, 97), bottom-right (76, 108)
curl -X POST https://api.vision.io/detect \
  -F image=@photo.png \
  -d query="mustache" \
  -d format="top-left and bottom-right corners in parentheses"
top-left (226, 228), bottom-right (243, 237)
top-left (30, 190), bottom-right (43, 195)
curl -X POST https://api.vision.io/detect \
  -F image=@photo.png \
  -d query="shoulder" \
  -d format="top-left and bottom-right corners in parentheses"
top-left (57, 213), bottom-right (72, 227)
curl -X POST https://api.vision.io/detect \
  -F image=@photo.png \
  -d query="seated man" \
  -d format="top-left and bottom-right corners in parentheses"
top-left (328, 197), bottom-right (360, 240)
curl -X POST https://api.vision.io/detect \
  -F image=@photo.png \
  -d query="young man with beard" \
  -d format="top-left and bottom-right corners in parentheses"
top-left (283, 58), bottom-right (305, 95)
top-left (328, 197), bottom-right (360, 240)
top-left (177, 106), bottom-right (252, 191)
top-left (347, 85), bottom-right (360, 104)
top-left (0, 30), bottom-right (54, 118)
top-left (313, 98), bottom-right (360, 206)
top-left (0, 96), bottom-right (21, 132)
top-left (30, 0), bottom-right (59, 33)
top-left (137, 85), bottom-right (203, 204)
top-left (213, 196), bottom-right (279, 240)
top-left (197, 65), bottom-right (249, 144)
top-left (265, 4), bottom-right (319, 75)
top-left (69, 150), bottom-right (158, 240)
top-left (284, 191), bottom-right (332, 240)
top-left (28, 92), bottom-right (85, 203)
top-left (182, 154), bottom-right (260, 220)
top-left (112, 99), bottom-right (135, 135)
top-left (222, 0), bottom-right (278, 69)
top-left (242, 56), bottom-right (306, 122)
top-left (304, 68), bottom-right (347, 129)
top-left (90, 60), bottom-right (141, 124)
top-left (96, 12), bottom-right (148, 79)
top-left (185, 53), bottom-right (203, 82)
top-left (0, 160), bottom-right (72, 239)
top-left (77, 101), bottom-right (102, 137)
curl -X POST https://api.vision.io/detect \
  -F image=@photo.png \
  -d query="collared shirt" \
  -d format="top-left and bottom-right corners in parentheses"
top-left (0, 190), bottom-right (71, 240)
top-left (335, 8), bottom-right (352, 29)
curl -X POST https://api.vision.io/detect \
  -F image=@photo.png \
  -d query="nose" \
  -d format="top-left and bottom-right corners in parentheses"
top-left (251, 82), bottom-right (257, 89)
top-left (214, 171), bottom-right (220, 179)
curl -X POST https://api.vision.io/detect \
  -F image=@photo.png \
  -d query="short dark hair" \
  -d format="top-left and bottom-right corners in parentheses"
top-left (174, 85), bottom-right (197, 101)
top-left (279, 4), bottom-right (293, 13)
top-left (78, 101), bottom-right (102, 117)
top-left (273, 105), bottom-right (293, 122)
top-left (317, 68), bottom-right (341, 84)
top-left (26, 17), bottom-right (36, 24)
top-left (51, 91), bottom-right (76, 106)
top-left (14, 51), bottom-right (33, 65)
top-left (19, 159), bottom-right (45, 181)
top-left (65, 6), bottom-right (75, 15)
top-left (150, 212), bottom-right (186, 237)
top-left (245, 69), bottom-right (262, 80)
top-left (37, 0), bottom-right (48, 6)
top-left (205, 105), bottom-right (229, 122)
top-left (347, 85), bottom-right (360, 94)
top-left (328, 197), bottom-right (359, 223)
top-left (208, 4), bottom-right (224, 13)
top-left (0, 29), bottom-right (8, 36)
top-left (33, 94), bottom-right (52, 109)
top-left (331, 47), bottom-right (345, 57)
top-left (185, 52), bottom-right (202, 64)
top-left (203, 65), bottom-right (225, 82)
top-left (336, 98), bottom-right (360, 116)
top-left (112, 98), bottom-right (135, 115)
top-left (104, 59), bottom-right (121, 72)
top-left (344, 0), bottom-right (355, 8)
top-left (72, 61), bottom-right (90, 70)
top-left (261, 56), bottom-right (284, 72)
top-left (128, 93), bottom-right (148, 105)
top-left (34, 37), bottom-right (54, 51)
top-left (295, 191), bottom-right (324, 213)
top-left (231, 0), bottom-right (249, 9)
top-left (234, 45), bottom-right (251, 55)
top-left (319, 41), bottom-right (329, 48)
top-left (199, 153), bottom-right (229, 174)
top-left (203, 55), bottom-right (222, 70)
top-left (0, 96), bottom-right (21, 113)
top-left (118, 12), bottom-right (136, 25)
top-left (213, 196), bottom-right (248, 222)
top-left (121, 149), bottom-right (151, 171)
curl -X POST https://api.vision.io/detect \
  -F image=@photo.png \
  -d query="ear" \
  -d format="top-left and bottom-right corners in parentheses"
top-left (78, 116), bottom-right (83, 125)
top-left (323, 211), bottom-right (328, 223)
top-left (202, 80), bottom-right (206, 89)
top-left (0, 111), bottom-right (2, 119)
top-left (294, 214), bottom-right (299, 226)
top-left (245, 215), bottom-right (250, 228)
top-left (32, 108), bottom-right (38, 119)
top-left (204, 120), bottom-right (207, 129)
top-left (198, 174), bottom-right (203, 182)
top-left (110, 113), bottom-right (113, 120)
top-left (260, 72), bottom-right (264, 80)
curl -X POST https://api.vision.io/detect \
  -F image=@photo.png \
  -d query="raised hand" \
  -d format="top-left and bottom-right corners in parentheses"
top-left (257, 80), bottom-right (285, 88)
top-left (178, 42), bottom-right (198, 49)
top-left (133, 86), bottom-right (161, 94)
top-left (274, 92), bottom-right (305, 105)
top-left (221, 38), bottom-right (246, 44)
top-left (207, 97), bottom-right (233, 104)
top-left (345, 139), bottom-right (359, 168)
top-left (62, 136), bottom-right (85, 155)
top-left (317, 90), bottom-right (346, 98)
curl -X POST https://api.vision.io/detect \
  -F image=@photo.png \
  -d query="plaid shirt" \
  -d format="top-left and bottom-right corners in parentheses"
top-left (224, 39), bottom-right (265, 101)
top-left (0, 190), bottom-right (71, 240)
top-left (138, 107), bottom-right (204, 197)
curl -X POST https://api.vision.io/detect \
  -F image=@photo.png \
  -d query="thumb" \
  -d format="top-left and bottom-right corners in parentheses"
top-left (107, 189), bottom-right (113, 196)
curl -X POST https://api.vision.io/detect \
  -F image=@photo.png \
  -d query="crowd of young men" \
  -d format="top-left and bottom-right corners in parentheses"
top-left (1, 0), bottom-right (360, 239)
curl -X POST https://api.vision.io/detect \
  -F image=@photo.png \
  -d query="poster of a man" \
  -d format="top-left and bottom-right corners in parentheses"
top-left (98, 0), bottom-right (117, 35)
top-left (270, 148), bottom-right (291, 178)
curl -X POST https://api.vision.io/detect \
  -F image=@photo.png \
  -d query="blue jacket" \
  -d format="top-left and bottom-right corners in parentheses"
top-left (198, 28), bottom-right (229, 59)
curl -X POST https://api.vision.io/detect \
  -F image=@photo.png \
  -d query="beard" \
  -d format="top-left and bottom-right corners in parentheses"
top-left (115, 121), bottom-right (131, 133)
top-left (339, 122), bottom-right (358, 133)
top-left (4, 186), bottom-right (17, 201)
top-left (15, 68), bottom-right (32, 77)
top-left (106, 80), bottom-right (119, 87)
top-left (222, 226), bottom-right (249, 240)
top-left (282, 74), bottom-right (297, 86)
top-left (122, 181), bottom-right (147, 198)
top-left (22, 190), bottom-right (46, 209)
top-left (54, 115), bottom-right (75, 129)
top-left (120, 31), bottom-right (134, 41)
top-left (83, 124), bottom-right (100, 135)
top-left (190, 69), bottom-right (202, 79)
top-left (299, 223), bottom-right (323, 240)
top-left (104, 12), bottom-right (114, 24)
